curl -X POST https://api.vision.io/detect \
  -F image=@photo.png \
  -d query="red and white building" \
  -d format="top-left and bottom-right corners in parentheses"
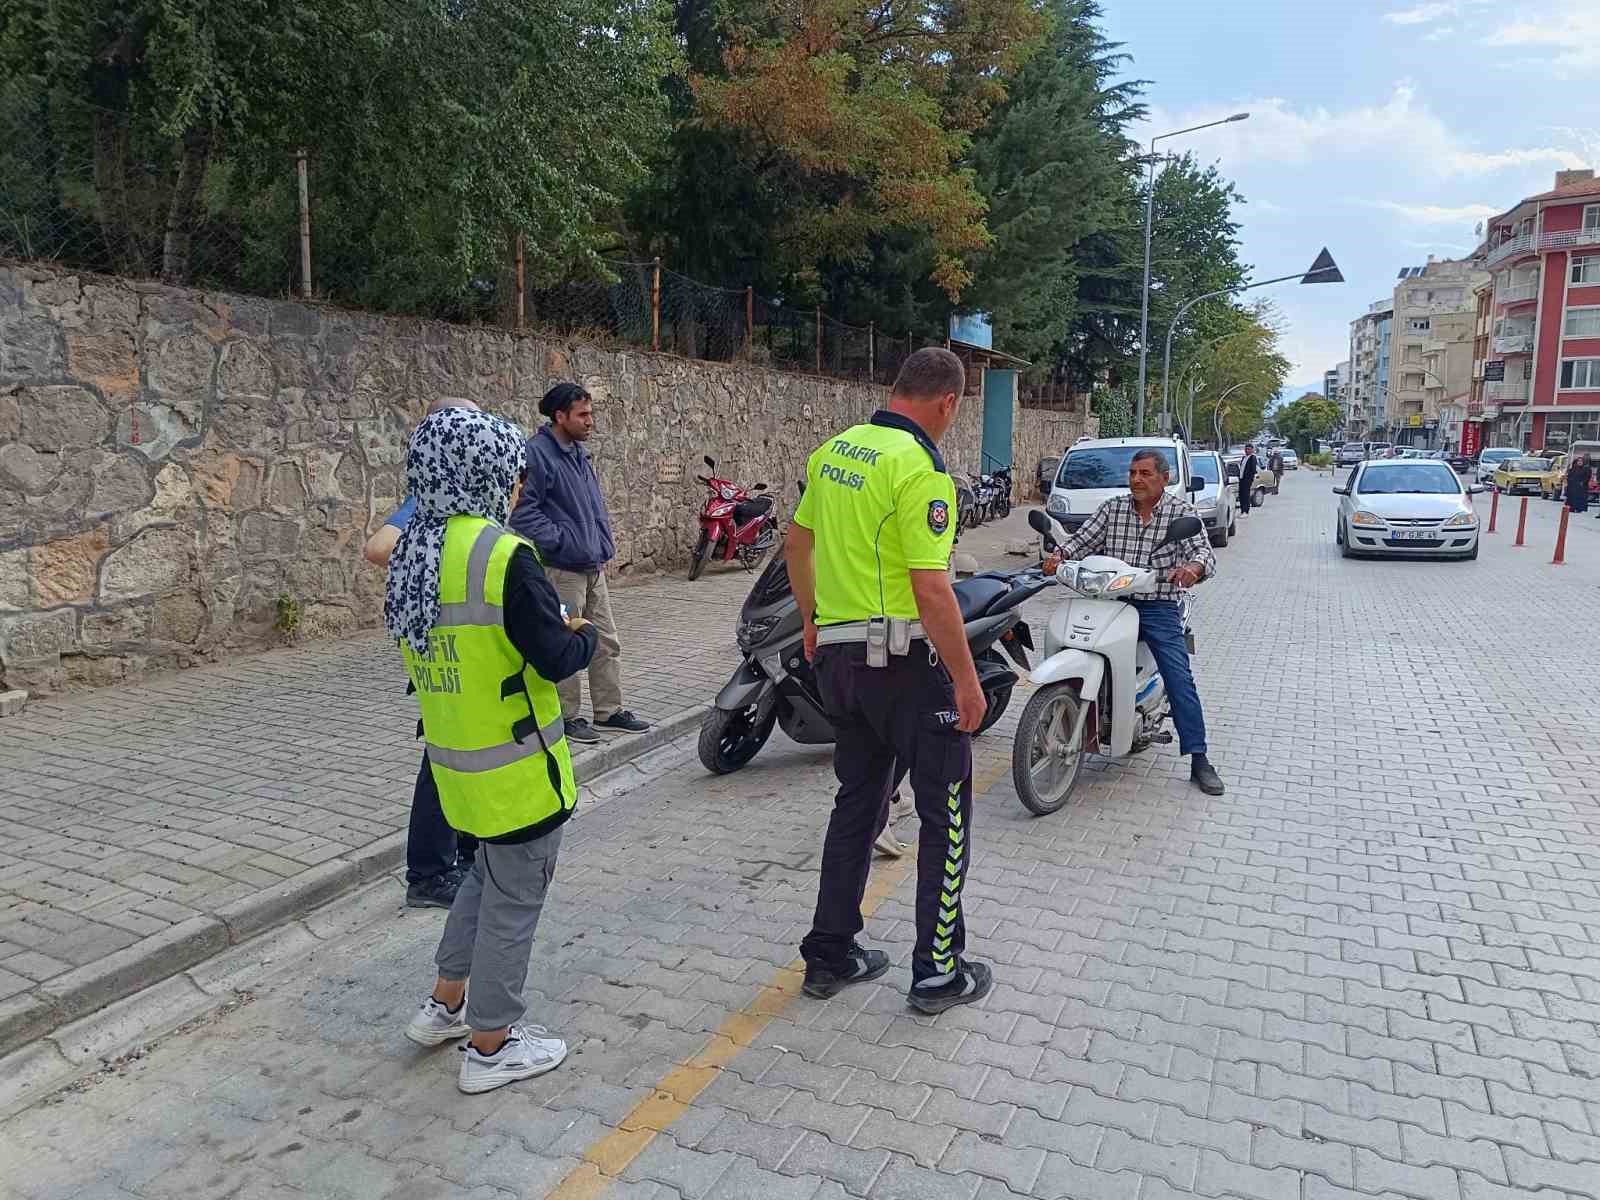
top-left (1467, 169), bottom-right (1600, 453)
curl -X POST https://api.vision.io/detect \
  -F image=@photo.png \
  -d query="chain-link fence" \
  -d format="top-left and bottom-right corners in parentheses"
top-left (1, 83), bottom-right (955, 388)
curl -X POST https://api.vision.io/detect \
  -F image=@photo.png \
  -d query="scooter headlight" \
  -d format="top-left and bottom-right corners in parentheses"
top-left (736, 614), bottom-right (781, 651)
top-left (719, 485), bottom-right (739, 501)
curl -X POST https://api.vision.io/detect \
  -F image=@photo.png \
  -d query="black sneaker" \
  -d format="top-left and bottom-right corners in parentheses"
top-left (405, 872), bottom-right (462, 910)
top-left (565, 717), bottom-right (600, 745)
top-left (595, 710), bottom-right (650, 734)
top-left (801, 944), bottom-right (891, 999)
top-left (1190, 754), bottom-right (1226, 796)
top-left (908, 959), bottom-right (993, 1014)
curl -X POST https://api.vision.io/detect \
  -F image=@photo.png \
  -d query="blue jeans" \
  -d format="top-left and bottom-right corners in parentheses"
top-left (1129, 600), bottom-right (1208, 757)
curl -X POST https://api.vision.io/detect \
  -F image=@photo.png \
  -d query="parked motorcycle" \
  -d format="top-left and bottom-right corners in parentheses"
top-left (697, 553), bottom-right (1054, 774)
top-left (688, 455), bottom-right (779, 581)
top-left (953, 474), bottom-right (978, 532)
top-left (1011, 509), bottom-right (1203, 815)
top-left (987, 464), bottom-right (1014, 520)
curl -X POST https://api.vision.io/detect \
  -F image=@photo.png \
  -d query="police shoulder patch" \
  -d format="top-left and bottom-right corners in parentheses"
top-left (927, 498), bottom-right (950, 534)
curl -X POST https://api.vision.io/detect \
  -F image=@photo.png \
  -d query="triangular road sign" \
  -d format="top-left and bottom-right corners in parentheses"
top-left (1303, 248), bottom-right (1343, 283)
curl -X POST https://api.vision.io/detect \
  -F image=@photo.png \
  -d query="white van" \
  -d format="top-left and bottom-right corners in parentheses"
top-left (1044, 437), bottom-right (1199, 536)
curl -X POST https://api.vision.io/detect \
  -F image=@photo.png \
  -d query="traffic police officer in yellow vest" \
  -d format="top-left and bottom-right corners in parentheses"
top-left (385, 405), bottom-right (598, 1095)
top-left (788, 347), bottom-right (994, 1014)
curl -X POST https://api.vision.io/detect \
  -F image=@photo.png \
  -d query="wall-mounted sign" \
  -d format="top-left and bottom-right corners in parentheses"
top-left (1483, 359), bottom-right (1506, 381)
top-left (948, 312), bottom-right (993, 350)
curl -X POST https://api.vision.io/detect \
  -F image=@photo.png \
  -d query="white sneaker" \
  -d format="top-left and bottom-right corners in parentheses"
top-left (458, 1024), bottom-right (568, 1094)
top-left (405, 994), bottom-right (470, 1046)
top-left (874, 828), bottom-right (905, 858)
top-left (888, 794), bottom-right (914, 823)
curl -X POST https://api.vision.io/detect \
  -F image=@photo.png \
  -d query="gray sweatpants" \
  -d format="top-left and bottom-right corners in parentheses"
top-left (435, 828), bottom-right (563, 1031)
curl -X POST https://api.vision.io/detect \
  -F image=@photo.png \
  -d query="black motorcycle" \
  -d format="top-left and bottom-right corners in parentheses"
top-left (697, 554), bottom-right (1055, 774)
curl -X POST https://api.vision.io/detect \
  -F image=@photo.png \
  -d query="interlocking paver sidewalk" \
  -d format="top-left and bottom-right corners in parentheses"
top-left (0, 562), bottom-right (758, 1045)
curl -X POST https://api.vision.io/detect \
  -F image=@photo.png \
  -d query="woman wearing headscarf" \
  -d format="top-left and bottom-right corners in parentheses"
top-left (1566, 453), bottom-right (1591, 515)
top-left (388, 405), bottom-right (597, 1095)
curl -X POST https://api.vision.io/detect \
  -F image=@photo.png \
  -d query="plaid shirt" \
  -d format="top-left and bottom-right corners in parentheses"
top-left (1057, 492), bottom-right (1216, 602)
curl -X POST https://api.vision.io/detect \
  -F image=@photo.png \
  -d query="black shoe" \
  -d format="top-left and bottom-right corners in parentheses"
top-left (908, 959), bottom-right (993, 1014)
top-left (1190, 754), bottom-right (1225, 796)
top-left (405, 872), bottom-right (462, 910)
top-left (565, 717), bottom-right (600, 745)
top-left (595, 710), bottom-right (650, 734)
top-left (802, 944), bottom-right (891, 999)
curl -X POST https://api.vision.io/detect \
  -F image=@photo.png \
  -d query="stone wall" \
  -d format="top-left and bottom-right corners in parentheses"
top-left (1, 262), bottom-right (1091, 693)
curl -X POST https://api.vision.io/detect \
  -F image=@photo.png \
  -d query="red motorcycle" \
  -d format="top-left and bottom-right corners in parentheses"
top-left (689, 455), bottom-right (778, 581)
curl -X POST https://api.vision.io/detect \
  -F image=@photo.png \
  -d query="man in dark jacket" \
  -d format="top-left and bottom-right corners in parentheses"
top-left (510, 383), bottom-right (649, 743)
top-left (1237, 444), bottom-right (1259, 516)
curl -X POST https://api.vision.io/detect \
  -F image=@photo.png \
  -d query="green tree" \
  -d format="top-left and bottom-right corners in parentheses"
top-left (963, 0), bottom-right (1145, 371)
top-left (1272, 392), bottom-right (1342, 453)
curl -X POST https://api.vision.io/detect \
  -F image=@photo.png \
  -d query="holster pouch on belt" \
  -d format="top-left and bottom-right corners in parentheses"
top-left (865, 616), bottom-right (889, 668)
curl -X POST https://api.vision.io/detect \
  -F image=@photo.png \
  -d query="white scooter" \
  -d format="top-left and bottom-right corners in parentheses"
top-left (1011, 509), bottom-right (1204, 815)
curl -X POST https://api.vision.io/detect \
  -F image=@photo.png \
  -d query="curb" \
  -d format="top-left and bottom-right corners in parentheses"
top-left (0, 703), bottom-right (708, 1060)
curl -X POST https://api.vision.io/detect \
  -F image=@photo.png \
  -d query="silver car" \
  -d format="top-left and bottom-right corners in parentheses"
top-left (1189, 451), bottom-right (1237, 547)
top-left (1334, 459), bottom-right (1483, 560)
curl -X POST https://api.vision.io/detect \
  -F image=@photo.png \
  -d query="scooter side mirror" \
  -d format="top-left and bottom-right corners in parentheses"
top-left (1026, 509), bottom-right (1051, 535)
top-left (753, 482), bottom-right (768, 492)
top-left (704, 455), bottom-right (716, 470)
top-left (1159, 516), bottom-right (1204, 545)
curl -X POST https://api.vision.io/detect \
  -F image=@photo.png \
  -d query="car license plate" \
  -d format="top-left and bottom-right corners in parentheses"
top-left (1392, 530), bottom-right (1435, 541)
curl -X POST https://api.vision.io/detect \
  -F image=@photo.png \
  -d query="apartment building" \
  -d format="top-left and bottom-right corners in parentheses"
top-left (1387, 257), bottom-right (1487, 448)
top-left (1345, 302), bottom-right (1391, 438)
top-left (1465, 168), bottom-right (1600, 453)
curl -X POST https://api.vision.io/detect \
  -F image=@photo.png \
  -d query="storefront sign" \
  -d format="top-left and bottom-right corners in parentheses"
top-left (1483, 359), bottom-right (1506, 381)
top-left (1461, 422), bottom-right (1482, 458)
top-left (1407, 414), bottom-right (1423, 427)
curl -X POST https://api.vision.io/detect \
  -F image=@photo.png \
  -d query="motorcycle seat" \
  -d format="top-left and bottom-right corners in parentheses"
top-left (734, 496), bottom-right (774, 523)
top-left (953, 576), bottom-right (1008, 621)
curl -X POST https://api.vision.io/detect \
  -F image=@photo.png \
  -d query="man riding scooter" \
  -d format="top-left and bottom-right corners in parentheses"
top-left (1045, 448), bottom-right (1224, 796)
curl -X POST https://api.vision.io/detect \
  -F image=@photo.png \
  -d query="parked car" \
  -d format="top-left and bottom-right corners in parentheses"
top-left (1493, 456), bottom-right (1550, 495)
top-left (1475, 447), bottom-right (1523, 485)
top-left (1446, 451), bottom-right (1473, 472)
top-left (1334, 459), bottom-right (1483, 561)
top-left (1189, 450), bottom-right (1236, 548)
top-left (1367, 442), bottom-right (1394, 459)
top-left (1335, 443), bottom-right (1367, 468)
top-left (1279, 449), bottom-right (1299, 470)
top-left (1540, 454), bottom-right (1568, 499)
top-left (1045, 436), bottom-right (1199, 539)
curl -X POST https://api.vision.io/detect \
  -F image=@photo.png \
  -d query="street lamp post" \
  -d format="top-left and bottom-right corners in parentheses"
top-left (1174, 327), bottom-right (1262, 439)
top-left (1160, 249), bottom-right (1344, 426)
top-left (1135, 112), bottom-right (1250, 434)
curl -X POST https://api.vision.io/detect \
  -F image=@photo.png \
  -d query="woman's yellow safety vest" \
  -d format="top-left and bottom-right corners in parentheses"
top-left (400, 516), bottom-right (575, 839)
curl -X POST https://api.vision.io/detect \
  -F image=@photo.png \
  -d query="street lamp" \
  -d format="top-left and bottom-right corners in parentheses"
top-left (1160, 248), bottom-right (1344, 425)
top-left (1211, 380), bottom-right (1250, 447)
top-left (1135, 111), bottom-right (1250, 434)
top-left (1175, 328), bottom-right (1262, 439)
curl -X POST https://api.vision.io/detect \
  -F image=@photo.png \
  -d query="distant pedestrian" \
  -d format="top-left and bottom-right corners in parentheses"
top-left (510, 383), bottom-right (650, 744)
top-left (390, 405), bottom-right (598, 1094)
top-left (1237, 444), bottom-right (1259, 516)
top-left (365, 397), bottom-right (483, 910)
top-left (1567, 454), bottom-right (1591, 515)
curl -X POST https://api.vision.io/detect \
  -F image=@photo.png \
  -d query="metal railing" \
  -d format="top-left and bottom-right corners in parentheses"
top-left (1484, 379), bottom-right (1531, 403)
top-left (1485, 233), bottom-right (1537, 267)
top-left (1495, 280), bottom-right (1538, 305)
top-left (1492, 332), bottom-right (1535, 354)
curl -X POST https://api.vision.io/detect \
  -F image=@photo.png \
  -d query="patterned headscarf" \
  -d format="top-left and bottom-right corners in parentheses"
top-left (384, 406), bottom-right (528, 653)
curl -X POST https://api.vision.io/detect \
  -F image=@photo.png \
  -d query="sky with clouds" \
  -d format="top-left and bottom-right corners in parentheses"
top-left (1098, 0), bottom-right (1600, 397)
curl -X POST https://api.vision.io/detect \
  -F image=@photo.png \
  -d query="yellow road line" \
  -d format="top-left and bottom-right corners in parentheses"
top-left (544, 752), bottom-right (1015, 1199)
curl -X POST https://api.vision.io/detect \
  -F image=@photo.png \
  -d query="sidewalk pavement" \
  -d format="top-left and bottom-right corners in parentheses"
top-left (0, 508), bottom-right (1047, 1056)
top-left (0, 561), bottom-right (756, 1055)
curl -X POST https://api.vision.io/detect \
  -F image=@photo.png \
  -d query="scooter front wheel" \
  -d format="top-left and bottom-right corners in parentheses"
top-left (697, 703), bottom-right (777, 774)
top-left (1012, 684), bottom-right (1087, 816)
top-left (687, 531), bottom-right (712, 581)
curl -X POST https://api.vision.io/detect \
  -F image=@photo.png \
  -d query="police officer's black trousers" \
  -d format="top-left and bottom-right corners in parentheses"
top-left (801, 643), bottom-right (974, 984)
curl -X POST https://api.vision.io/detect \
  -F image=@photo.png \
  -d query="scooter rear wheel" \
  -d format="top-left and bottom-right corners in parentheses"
top-left (1012, 684), bottom-right (1087, 816)
top-left (697, 703), bottom-right (777, 774)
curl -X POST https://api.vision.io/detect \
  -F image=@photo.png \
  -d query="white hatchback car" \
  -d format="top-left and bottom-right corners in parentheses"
top-left (1334, 459), bottom-right (1483, 560)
